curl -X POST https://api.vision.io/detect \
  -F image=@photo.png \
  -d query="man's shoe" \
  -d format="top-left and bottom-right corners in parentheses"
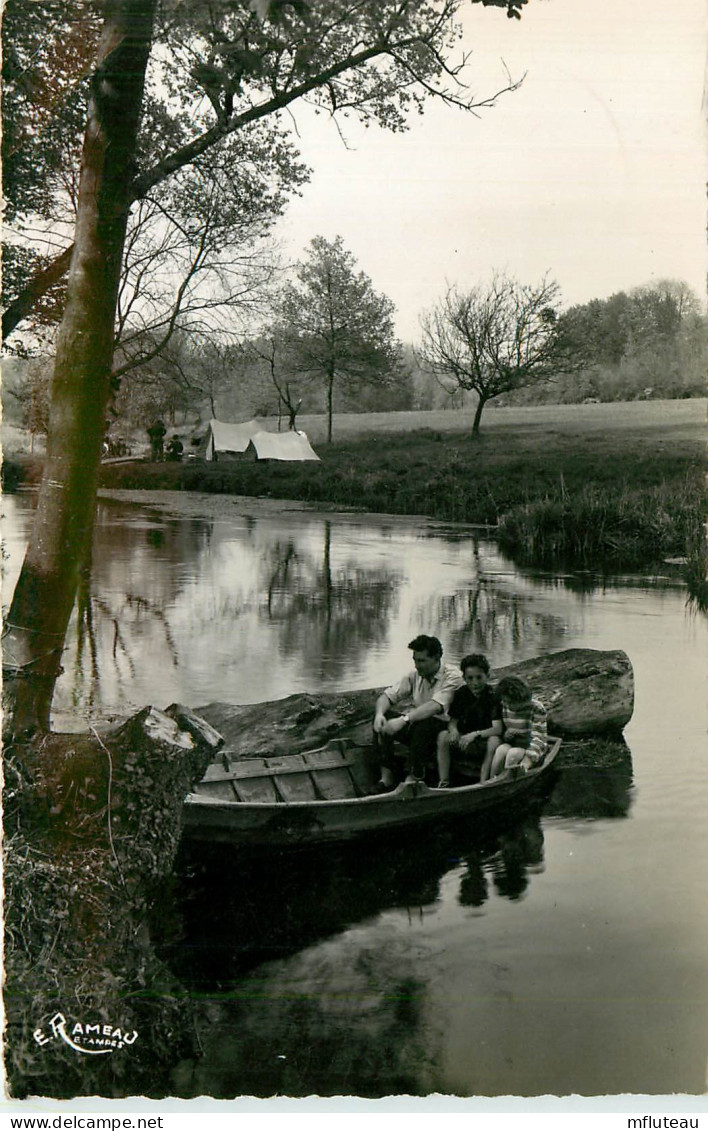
top-left (366, 779), bottom-right (395, 795)
top-left (436, 779), bottom-right (450, 789)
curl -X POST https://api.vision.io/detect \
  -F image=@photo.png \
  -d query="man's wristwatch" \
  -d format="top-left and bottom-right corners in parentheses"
top-left (402, 713), bottom-right (411, 725)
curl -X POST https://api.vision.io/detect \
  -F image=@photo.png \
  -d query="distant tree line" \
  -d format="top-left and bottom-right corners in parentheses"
top-left (5, 235), bottom-right (415, 443)
top-left (497, 279), bottom-right (707, 406)
top-left (7, 271), bottom-right (704, 448)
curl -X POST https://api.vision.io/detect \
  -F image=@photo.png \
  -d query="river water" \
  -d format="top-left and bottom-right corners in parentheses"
top-left (3, 490), bottom-right (708, 1098)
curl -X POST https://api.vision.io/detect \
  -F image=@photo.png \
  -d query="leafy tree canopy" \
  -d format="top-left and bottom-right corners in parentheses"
top-left (3, 0), bottom-right (527, 341)
top-left (561, 279), bottom-right (705, 368)
top-left (281, 234), bottom-right (403, 439)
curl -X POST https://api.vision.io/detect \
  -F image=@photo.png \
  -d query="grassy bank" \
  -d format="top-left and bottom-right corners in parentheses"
top-left (97, 425), bottom-right (705, 549)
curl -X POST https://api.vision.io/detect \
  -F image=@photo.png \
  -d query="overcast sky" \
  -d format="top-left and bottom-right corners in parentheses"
top-left (275, 0), bottom-right (707, 341)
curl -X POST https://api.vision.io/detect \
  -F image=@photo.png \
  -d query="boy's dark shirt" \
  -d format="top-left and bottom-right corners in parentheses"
top-left (449, 684), bottom-right (501, 734)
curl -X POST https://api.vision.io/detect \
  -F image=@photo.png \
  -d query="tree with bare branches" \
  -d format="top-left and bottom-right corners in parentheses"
top-left (418, 273), bottom-right (570, 435)
top-left (242, 326), bottom-right (307, 430)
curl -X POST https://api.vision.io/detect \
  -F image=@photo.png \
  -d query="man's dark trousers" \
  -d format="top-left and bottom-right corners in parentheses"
top-left (373, 710), bottom-right (448, 780)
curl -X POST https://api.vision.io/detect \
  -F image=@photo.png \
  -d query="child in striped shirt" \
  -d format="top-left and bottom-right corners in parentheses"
top-left (485, 675), bottom-right (547, 780)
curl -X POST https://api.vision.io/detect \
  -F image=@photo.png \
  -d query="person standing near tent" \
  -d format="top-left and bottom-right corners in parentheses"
top-left (166, 435), bottom-right (184, 461)
top-left (147, 419), bottom-right (166, 461)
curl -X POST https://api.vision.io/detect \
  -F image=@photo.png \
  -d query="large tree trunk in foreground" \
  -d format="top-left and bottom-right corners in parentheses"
top-left (194, 648), bottom-right (634, 761)
top-left (3, 705), bottom-right (215, 1098)
top-left (3, 0), bottom-right (157, 737)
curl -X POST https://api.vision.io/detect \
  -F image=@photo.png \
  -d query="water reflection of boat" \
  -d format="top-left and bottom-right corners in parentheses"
top-left (182, 736), bottom-right (561, 847)
top-left (168, 803), bottom-right (552, 989)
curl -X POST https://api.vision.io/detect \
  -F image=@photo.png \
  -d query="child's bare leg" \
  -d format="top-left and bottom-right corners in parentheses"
top-left (504, 746), bottom-right (527, 769)
top-left (481, 735), bottom-right (501, 781)
top-left (437, 730), bottom-right (452, 784)
top-left (489, 743), bottom-right (510, 778)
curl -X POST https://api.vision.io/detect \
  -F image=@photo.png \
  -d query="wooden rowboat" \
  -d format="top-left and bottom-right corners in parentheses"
top-left (182, 736), bottom-right (562, 847)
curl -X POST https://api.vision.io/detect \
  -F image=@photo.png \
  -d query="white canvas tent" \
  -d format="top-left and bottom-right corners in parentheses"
top-left (204, 418), bottom-right (265, 460)
top-left (203, 419), bottom-right (320, 462)
top-left (248, 430), bottom-right (320, 462)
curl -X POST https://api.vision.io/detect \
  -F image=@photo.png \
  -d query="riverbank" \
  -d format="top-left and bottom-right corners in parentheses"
top-left (5, 399), bottom-right (707, 572)
top-left (108, 404), bottom-right (708, 570)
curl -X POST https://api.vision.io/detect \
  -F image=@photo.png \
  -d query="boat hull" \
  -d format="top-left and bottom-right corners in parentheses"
top-left (183, 740), bottom-right (561, 847)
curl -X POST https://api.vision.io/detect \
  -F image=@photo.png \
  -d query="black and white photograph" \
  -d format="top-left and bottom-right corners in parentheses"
top-left (1, 0), bottom-right (707, 1117)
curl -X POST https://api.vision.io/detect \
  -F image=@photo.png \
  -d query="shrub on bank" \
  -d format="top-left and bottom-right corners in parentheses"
top-left (497, 481), bottom-right (702, 567)
top-left (684, 518), bottom-right (708, 613)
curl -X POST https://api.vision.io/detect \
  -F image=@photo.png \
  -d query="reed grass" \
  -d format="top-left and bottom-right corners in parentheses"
top-left (496, 480), bottom-right (702, 567)
top-left (684, 518), bottom-right (708, 613)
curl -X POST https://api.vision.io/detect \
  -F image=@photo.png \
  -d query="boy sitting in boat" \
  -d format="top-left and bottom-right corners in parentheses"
top-left (371, 635), bottom-right (464, 791)
top-left (485, 675), bottom-right (548, 780)
top-left (436, 653), bottom-right (503, 788)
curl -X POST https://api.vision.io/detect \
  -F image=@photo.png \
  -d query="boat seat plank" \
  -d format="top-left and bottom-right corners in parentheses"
top-left (198, 780), bottom-right (240, 802)
top-left (304, 744), bottom-right (359, 796)
top-left (273, 775), bottom-right (317, 802)
top-left (311, 768), bottom-right (358, 799)
top-left (304, 743), bottom-right (350, 766)
top-left (265, 755), bottom-right (316, 801)
top-left (232, 777), bottom-right (280, 803)
top-left (202, 753), bottom-right (356, 783)
top-left (200, 757), bottom-right (278, 802)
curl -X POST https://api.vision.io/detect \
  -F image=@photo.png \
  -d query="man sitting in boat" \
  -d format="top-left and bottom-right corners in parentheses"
top-left (485, 675), bottom-right (548, 780)
top-left (371, 635), bottom-right (464, 791)
top-left (436, 653), bottom-right (503, 788)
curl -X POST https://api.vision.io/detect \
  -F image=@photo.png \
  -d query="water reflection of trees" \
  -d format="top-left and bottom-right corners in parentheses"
top-left (184, 962), bottom-right (440, 1099)
top-left (163, 807), bottom-right (554, 1097)
top-left (57, 507), bottom-right (404, 716)
top-left (168, 804), bottom-right (548, 990)
top-left (260, 522), bottom-right (402, 672)
top-left (160, 743), bottom-right (638, 1099)
top-left (61, 504), bottom-right (212, 718)
top-left (421, 580), bottom-right (569, 659)
top-left (511, 565), bottom-right (687, 600)
top-left (167, 741), bottom-right (634, 990)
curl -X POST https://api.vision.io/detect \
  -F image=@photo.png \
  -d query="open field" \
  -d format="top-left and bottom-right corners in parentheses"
top-left (2, 398), bottom-right (705, 457)
top-left (293, 397), bottom-right (707, 444)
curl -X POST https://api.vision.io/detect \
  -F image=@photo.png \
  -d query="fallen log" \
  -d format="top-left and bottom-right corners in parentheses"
top-left (194, 647), bottom-right (634, 762)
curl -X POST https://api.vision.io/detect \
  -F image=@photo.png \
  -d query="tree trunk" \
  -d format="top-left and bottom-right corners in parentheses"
top-left (327, 372), bottom-right (334, 443)
top-left (3, 0), bottom-right (157, 738)
top-left (471, 394), bottom-right (487, 435)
